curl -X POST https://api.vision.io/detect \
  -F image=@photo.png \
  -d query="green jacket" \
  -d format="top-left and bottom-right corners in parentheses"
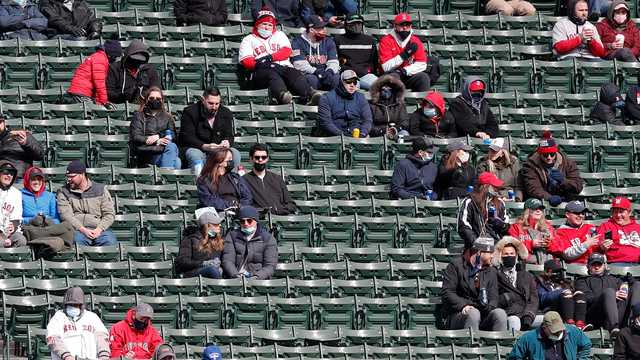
top-left (508, 325), bottom-right (592, 360)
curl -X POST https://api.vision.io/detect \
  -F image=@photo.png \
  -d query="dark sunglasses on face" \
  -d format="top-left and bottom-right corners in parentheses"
top-left (148, 97), bottom-right (162, 101)
top-left (253, 156), bottom-right (268, 160)
top-left (240, 218), bottom-right (255, 225)
top-left (542, 152), bottom-right (557, 158)
top-left (343, 78), bottom-right (358, 85)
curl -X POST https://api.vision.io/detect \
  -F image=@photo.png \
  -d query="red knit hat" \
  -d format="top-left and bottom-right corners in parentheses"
top-left (537, 130), bottom-right (558, 154)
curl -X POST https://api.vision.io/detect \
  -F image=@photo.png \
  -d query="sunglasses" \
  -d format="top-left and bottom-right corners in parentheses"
top-left (148, 97), bottom-right (162, 101)
top-left (542, 153), bottom-right (557, 158)
top-left (343, 79), bottom-right (358, 85)
top-left (253, 155), bottom-right (268, 160)
top-left (240, 218), bottom-right (255, 225)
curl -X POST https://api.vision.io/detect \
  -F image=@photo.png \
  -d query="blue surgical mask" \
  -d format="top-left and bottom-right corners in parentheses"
top-left (421, 152), bottom-right (434, 162)
top-left (257, 28), bottom-right (272, 38)
top-left (65, 305), bottom-right (81, 319)
top-left (241, 226), bottom-right (256, 235)
top-left (207, 229), bottom-right (219, 237)
top-left (423, 108), bottom-right (437, 118)
top-left (381, 87), bottom-right (392, 99)
top-left (614, 100), bottom-right (625, 109)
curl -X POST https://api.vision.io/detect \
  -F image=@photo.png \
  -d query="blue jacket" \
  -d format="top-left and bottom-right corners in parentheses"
top-left (508, 325), bottom-right (591, 360)
top-left (0, 0), bottom-right (48, 40)
top-left (317, 85), bottom-right (372, 137)
top-left (390, 153), bottom-right (438, 200)
top-left (21, 188), bottom-right (60, 224)
top-left (196, 172), bottom-right (253, 211)
top-left (535, 275), bottom-right (563, 309)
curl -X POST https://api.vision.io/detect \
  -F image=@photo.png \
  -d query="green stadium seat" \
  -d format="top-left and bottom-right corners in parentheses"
top-left (0, 277), bottom-right (26, 294)
top-left (68, 277), bottom-right (112, 295)
top-left (268, 214), bottom-right (313, 245)
top-left (78, 244), bottom-right (121, 262)
top-left (289, 278), bottom-right (331, 297)
top-left (139, 294), bottom-right (180, 326)
top-left (3, 293), bottom-right (52, 342)
top-left (182, 295), bottom-right (223, 327)
top-left (112, 277), bottom-right (156, 295)
top-left (42, 260), bottom-right (86, 279)
top-left (209, 326), bottom-right (252, 345)
top-left (306, 261), bottom-right (348, 279)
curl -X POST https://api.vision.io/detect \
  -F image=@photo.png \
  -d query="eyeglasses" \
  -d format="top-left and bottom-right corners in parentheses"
top-left (343, 79), bottom-right (358, 85)
top-left (542, 153), bottom-right (557, 158)
top-left (253, 155), bottom-right (268, 160)
top-left (240, 218), bottom-right (255, 225)
top-left (148, 97), bottom-right (162, 101)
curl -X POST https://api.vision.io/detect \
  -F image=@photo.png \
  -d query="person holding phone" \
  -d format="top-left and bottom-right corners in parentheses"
top-left (596, 196), bottom-right (640, 265)
top-left (552, 0), bottom-right (605, 60)
top-left (508, 198), bottom-right (556, 263)
top-left (548, 200), bottom-right (599, 264)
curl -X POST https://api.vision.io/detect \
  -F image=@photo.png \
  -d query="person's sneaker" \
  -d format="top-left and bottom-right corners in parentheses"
top-left (279, 91), bottom-right (293, 104)
top-left (307, 91), bottom-right (322, 106)
top-left (610, 327), bottom-right (620, 339)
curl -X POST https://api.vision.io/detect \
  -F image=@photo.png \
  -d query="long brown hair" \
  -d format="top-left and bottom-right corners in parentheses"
top-left (445, 149), bottom-right (463, 171)
top-left (515, 208), bottom-right (548, 232)
top-left (199, 148), bottom-right (231, 186)
top-left (470, 184), bottom-right (502, 219)
top-left (197, 223), bottom-right (224, 254)
top-left (138, 86), bottom-right (165, 113)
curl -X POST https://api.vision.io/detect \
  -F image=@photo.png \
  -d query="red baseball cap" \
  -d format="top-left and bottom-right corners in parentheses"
top-left (611, 196), bottom-right (632, 210)
top-left (394, 13), bottom-right (412, 24)
top-left (477, 172), bottom-right (504, 188)
top-left (469, 80), bottom-right (485, 92)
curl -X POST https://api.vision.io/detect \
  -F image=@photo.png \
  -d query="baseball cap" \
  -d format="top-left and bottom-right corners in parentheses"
top-left (544, 259), bottom-right (563, 273)
top-left (477, 172), bottom-right (504, 188)
top-left (412, 137), bottom-right (436, 153)
top-left (154, 344), bottom-right (176, 360)
top-left (611, 196), bottom-right (632, 210)
top-left (565, 200), bottom-right (586, 214)
top-left (66, 160), bottom-right (86, 175)
top-left (524, 198), bottom-right (545, 210)
top-left (472, 236), bottom-right (494, 252)
top-left (588, 252), bottom-right (607, 266)
top-left (307, 15), bottom-right (327, 29)
top-left (542, 311), bottom-right (565, 333)
top-left (488, 138), bottom-right (506, 152)
top-left (238, 206), bottom-right (259, 220)
top-left (202, 345), bottom-right (223, 360)
top-left (198, 211), bottom-right (223, 226)
top-left (393, 13), bottom-right (412, 25)
top-left (345, 14), bottom-right (364, 24)
top-left (446, 140), bottom-right (473, 152)
top-left (469, 80), bottom-right (485, 92)
top-left (134, 303), bottom-right (154, 319)
top-left (341, 69), bottom-right (358, 81)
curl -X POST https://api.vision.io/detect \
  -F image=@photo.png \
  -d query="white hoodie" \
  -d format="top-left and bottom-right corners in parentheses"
top-left (46, 309), bottom-right (110, 360)
top-left (0, 186), bottom-right (22, 233)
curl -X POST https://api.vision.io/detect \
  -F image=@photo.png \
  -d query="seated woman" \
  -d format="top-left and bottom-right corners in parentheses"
top-left (196, 148), bottom-right (253, 212)
top-left (129, 87), bottom-right (181, 169)
top-left (407, 91), bottom-right (455, 138)
top-left (508, 198), bottom-right (556, 263)
top-left (477, 138), bottom-right (522, 201)
top-left (176, 211), bottom-right (224, 278)
top-left (436, 140), bottom-right (477, 199)
top-left (21, 166), bottom-right (59, 224)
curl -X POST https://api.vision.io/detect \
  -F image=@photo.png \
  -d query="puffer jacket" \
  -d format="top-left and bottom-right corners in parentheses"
top-left (590, 82), bottom-right (624, 125)
top-left (519, 151), bottom-right (584, 201)
top-left (316, 83), bottom-right (372, 137)
top-left (0, 0), bottom-right (47, 40)
top-left (596, 0), bottom-right (640, 58)
top-left (39, 0), bottom-right (100, 37)
top-left (407, 91), bottom-right (456, 138)
top-left (109, 308), bottom-right (163, 359)
top-left (0, 127), bottom-right (44, 177)
top-left (106, 40), bottom-right (161, 104)
top-left (175, 229), bottom-right (222, 277)
top-left (222, 224), bottom-right (278, 280)
top-left (477, 154), bottom-right (522, 200)
top-left (67, 49), bottom-right (110, 104)
top-left (368, 74), bottom-right (409, 137)
top-left (196, 172), bottom-right (253, 211)
top-left (21, 166), bottom-right (60, 224)
top-left (495, 264), bottom-right (539, 327)
top-left (436, 153), bottom-right (477, 199)
top-left (390, 153), bottom-right (438, 200)
top-left (446, 76), bottom-right (499, 138)
top-left (174, 0), bottom-right (227, 26)
top-left (56, 180), bottom-right (115, 231)
top-left (128, 109), bottom-right (177, 164)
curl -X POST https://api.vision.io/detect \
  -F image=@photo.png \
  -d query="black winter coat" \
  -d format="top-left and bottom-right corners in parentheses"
top-left (368, 74), bottom-right (409, 137)
top-left (624, 85), bottom-right (640, 123)
top-left (447, 76), bottom-right (499, 138)
top-left (574, 272), bottom-right (622, 304)
top-left (442, 256), bottom-right (500, 318)
top-left (0, 128), bottom-right (44, 177)
top-left (407, 110), bottom-right (456, 138)
top-left (222, 224), bottom-right (278, 280)
top-left (106, 40), bottom-right (161, 104)
top-left (456, 196), bottom-right (509, 249)
top-left (614, 325), bottom-right (640, 360)
top-left (590, 83), bottom-right (624, 125)
top-left (128, 109), bottom-right (177, 164)
top-left (436, 154), bottom-right (477, 199)
top-left (175, 229), bottom-right (222, 277)
top-left (179, 101), bottom-right (234, 150)
top-left (196, 172), bottom-right (253, 211)
top-left (174, 0), bottom-right (227, 26)
top-left (496, 265), bottom-right (539, 327)
top-left (39, 0), bottom-right (100, 37)
top-left (243, 170), bottom-right (297, 215)
top-left (334, 32), bottom-right (377, 78)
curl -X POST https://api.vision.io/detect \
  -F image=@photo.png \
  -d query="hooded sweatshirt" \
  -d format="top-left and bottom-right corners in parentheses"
top-left (46, 307), bottom-right (110, 360)
top-left (368, 74), bottom-right (409, 137)
top-left (238, 13), bottom-right (293, 71)
top-left (378, 29), bottom-right (427, 76)
top-left (596, 218), bottom-right (640, 263)
top-left (21, 166), bottom-right (60, 225)
top-left (291, 31), bottom-right (340, 75)
top-left (446, 76), bottom-right (499, 138)
top-left (109, 308), bottom-right (163, 359)
top-left (106, 39), bottom-right (161, 104)
top-left (552, 0), bottom-right (605, 60)
top-left (590, 82), bottom-right (625, 125)
top-left (0, 160), bottom-right (22, 230)
top-left (596, 0), bottom-right (640, 58)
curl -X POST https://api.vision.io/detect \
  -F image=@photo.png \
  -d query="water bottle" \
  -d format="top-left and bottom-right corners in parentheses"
top-left (426, 189), bottom-right (433, 200)
top-left (620, 282), bottom-right (629, 298)
top-left (466, 185), bottom-right (474, 193)
top-left (193, 159), bottom-right (204, 176)
top-left (483, 138), bottom-right (492, 145)
top-left (164, 129), bottom-right (173, 141)
top-left (488, 205), bottom-right (496, 218)
top-left (479, 287), bottom-right (488, 306)
top-left (508, 190), bottom-right (515, 201)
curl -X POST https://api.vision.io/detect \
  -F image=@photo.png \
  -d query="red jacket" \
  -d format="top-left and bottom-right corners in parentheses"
top-left (596, 218), bottom-right (640, 263)
top-left (596, 19), bottom-right (640, 58)
top-left (508, 218), bottom-right (556, 254)
top-left (67, 49), bottom-right (109, 105)
top-left (378, 32), bottom-right (427, 76)
top-left (109, 308), bottom-right (163, 359)
top-left (548, 223), bottom-right (596, 264)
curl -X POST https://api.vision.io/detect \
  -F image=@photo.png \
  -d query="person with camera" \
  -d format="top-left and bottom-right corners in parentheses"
top-left (596, 196), bottom-right (640, 265)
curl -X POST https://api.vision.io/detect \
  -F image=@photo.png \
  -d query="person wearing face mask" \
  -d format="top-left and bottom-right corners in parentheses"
top-left (590, 82), bottom-right (626, 124)
top-left (477, 138), bottom-right (522, 201)
top-left (0, 0), bottom-right (47, 40)
top-left (196, 148), bottom-right (253, 212)
top-left (436, 140), bottom-right (477, 200)
top-left (446, 77), bottom-right (499, 140)
top-left (520, 131), bottom-right (583, 207)
top-left (291, 16), bottom-right (340, 91)
top-left (334, 14), bottom-right (378, 90)
top-left (595, 196), bottom-right (640, 264)
top-left (176, 211), bottom-right (225, 278)
top-left (109, 303), bottom-right (163, 360)
top-left (378, 13), bottom-right (431, 92)
top-left (548, 201), bottom-right (599, 265)
top-left (21, 166), bottom-right (59, 225)
top-left (390, 137), bottom-right (438, 200)
top-left (508, 310), bottom-right (591, 360)
top-left (129, 87), bottom-right (181, 169)
top-left (222, 206), bottom-right (278, 280)
top-left (106, 39), bottom-right (161, 104)
top-left (614, 303), bottom-right (640, 359)
top-left (243, 143), bottom-right (297, 215)
top-left (46, 287), bottom-right (110, 360)
top-left (0, 117), bottom-right (44, 178)
top-left (0, 161), bottom-right (26, 247)
top-left (552, 0), bottom-right (605, 60)
top-left (407, 90), bottom-right (456, 138)
top-left (39, 0), bottom-right (101, 40)
top-left (508, 198), bottom-right (556, 263)
top-left (368, 74), bottom-right (410, 138)
top-left (596, 1), bottom-right (640, 61)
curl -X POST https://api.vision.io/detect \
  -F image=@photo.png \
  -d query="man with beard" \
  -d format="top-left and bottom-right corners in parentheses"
top-left (243, 143), bottom-right (297, 215)
top-left (552, 0), bottom-right (605, 60)
top-left (334, 14), bottom-right (378, 90)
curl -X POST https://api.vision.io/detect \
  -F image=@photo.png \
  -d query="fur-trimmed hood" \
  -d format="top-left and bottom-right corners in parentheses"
top-left (492, 236), bottom-right (529, 266)
top-left (369, 74), bottom-right (406, 104)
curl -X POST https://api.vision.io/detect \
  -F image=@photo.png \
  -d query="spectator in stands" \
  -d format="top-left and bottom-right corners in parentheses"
top-left (0, 117), bottom-right (44, 177)
top-left (457, 171), bottom-right (509, 249)
top-left (316, 69), bottom-right (372, 137)
top-left (624, 84), bottom-right (640, 122)
top-left (552, 0), bottom-right (605, 61)
top-left (291, 16), bottom-right (340, 91)
top-left (614, 303), bottom-right (640, 359)
top-left (129, 87), bottom-right (181, 170)
top-left (21, 166), bottom-right (59, 225)
top-left (301, 0), bottom-right (357, 27)
top-left (179, 87), bottom-right (239, 175)
top-left (493, 236), bottom-right (540, 331)
top-left (485, 0), bottom-right (535, 16)
top-left (46, 287), bottom-right (110, 360)
top-left (239, 9), bottom-right (320, 105)
top-left (39, 0), bottom-right (101, 39)
top-left (109, 303), bottom-right (163, 360)
top-left (378, 13), bottom-right (430, 92)
top-left (153, 344), bottom-right (176, 360)
top-left (508, 310), bottom-right (591, 360)
top-left (596, 1), bottom-right (640, 61)
top-left (368, 74), bottom-right (409, 139)
top-left (57, 160), bottom-right (117, 246)
top-left (548, 200), bottom-right (599, 264)
top-left (596, 196), bottom-right (640, 264)
top-left (67, 40), bottom-right (122, 109)
top-left (442, 236), bottom-right (508, 330)
top-left (334, 14), bottom-right (378, 90)
top-left (196, 148), bottom-right (252, 211)
top-left (520, 131), bottom-right (584, 206)
top-left (390, 137), bottom-right (438, 200)
top-left (202, 346), bottom-right (223, 360)
top-left (243, 143), bottom-right (297, 215)
top-left (107, 39), bottom-right (161, 104)
top-left (447, 77), bottom-right (498, 140)
top-left (0, 0), bottom-right (47, 40)
top-left (477, 138), bottom-right (522, 201)
top-left (437, 140), bottom-right (476, 199)
top-left (176, 211), bottom-right (224, 278)
top-left (508, 198), bottom-right (556, 263)
top-left (0, 161), bottom-right (26, 247)
top-left (535, 259), bottom-right (584, 327)
top-left (251, 0), bottom-right (302, 27)
top-left (590, 82), bottom-right (625, 124)
top-left (407, 90), bottom-right (455, 138)
top-left (222, 206), bottom-right (278, 280)
top-left (174, 0), bottom-right (227, 26)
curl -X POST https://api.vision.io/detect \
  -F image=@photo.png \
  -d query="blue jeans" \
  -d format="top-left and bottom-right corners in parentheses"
top-left (185, 147), bottom-right (241, 169)
top-left (305, 72), bottom-right (339, 91)
top-left (74, 229), bottom-right (117, 246)
top-left (587, 0), bottom-right (609, 14)
top-left (152, 142), bottom-right (181, 169)
top-left (323, 0), bottom-right (358, 18)
top-left (197, 266), bottom-right (222, 279)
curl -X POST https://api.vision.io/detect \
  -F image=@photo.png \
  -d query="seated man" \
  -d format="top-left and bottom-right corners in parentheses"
top-left (251, 0), bottom-right (302, 28)
top-left (0, 0), bottom-right (47, 40)
top-left (552, 0), bottom-right (605, 61)
top-left (596, 1), bottom-right (640, 62)
top-left (106, 39), bottom-right (161, 104)
top-left (378, 13), bottom-right (430, 92)
top-left (301, 0), bottom-right (357, 27)
top-left (596, 196), bottom-right (640, 264)
top-left (519, 131), bottom-right (584, 206)
top-left (390, 137), bottom-right (438, 200)
top-left (56, 160), bottom-right (117, 246)
top-left (590, 82), bottom-right (625, 125)
top-left (0, 117), bottom-right (44, 176)
top-left (548, 200), bottom-right (599, 264)
top-left (446, 77), bottom-right (499, 140)
top-left (109, 303), bottom-right (163, 359)
top-left (0, 161), bottom-right (26, 248)
top-left (334, 14), bottom-right (378, 90)
top-left (173, 0), bottom-right (226, 26)
top-left (442, 237), bottom-right (508, 331)
top-left (39, 0), bottom-right (101, 39)
top-left (291, 16), bottom-right (340, 91)
top-left (243, 143), bottom-right (297, 215)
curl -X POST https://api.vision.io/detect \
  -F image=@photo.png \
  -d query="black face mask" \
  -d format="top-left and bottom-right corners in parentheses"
top-left (253, 162), bottom-right (266, 171)
top-left (397, 30), bottom-right (410, 40)
top-left (502, 255), bottom-right (517, 269)
top-left (147, 99), bottom-right (162, 110)
top-left (225, 163), bottom-right (234, 173)
top-left (126, 59), bottom-right (146, 69)
top-left (133, 319), bottom-right (148, 331)
top-left (345, 23), bottom-right (363, 35)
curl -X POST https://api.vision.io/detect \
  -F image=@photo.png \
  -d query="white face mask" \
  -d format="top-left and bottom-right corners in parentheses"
top-left (421, 152), bottom-right (434, 162)
top-left (614, 13), bottom-right (627, 24)
top-left (548, 331), bottom-right (564, 342)
top-left (257, 28), bottom-right (272, 38)
top-left (458, 151), bottom-right (470, 163)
